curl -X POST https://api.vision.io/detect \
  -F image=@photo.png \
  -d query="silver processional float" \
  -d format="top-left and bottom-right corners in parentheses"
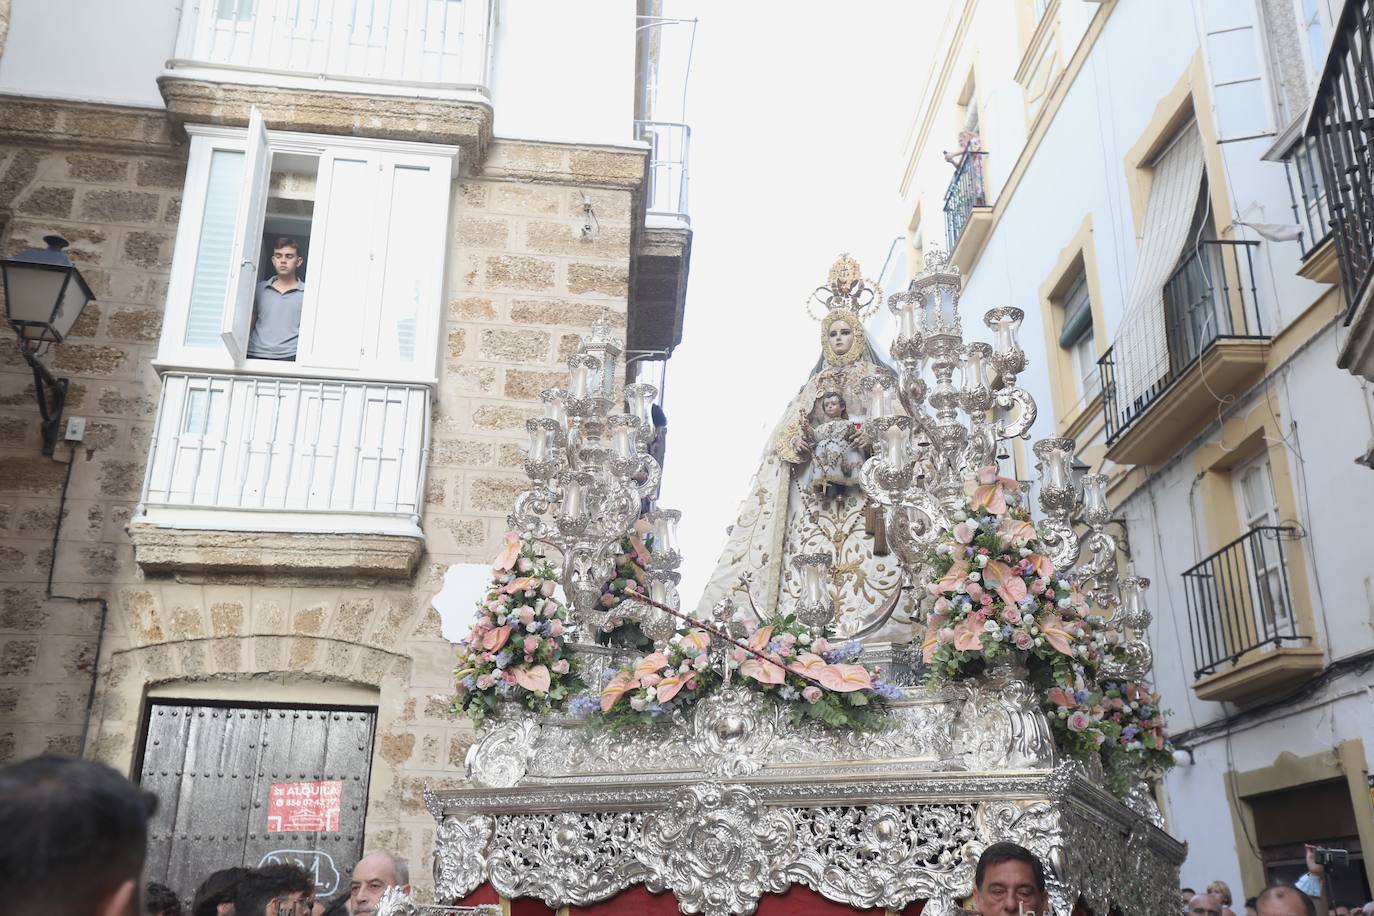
top-left (386, 252), bottom-right (1185, 916)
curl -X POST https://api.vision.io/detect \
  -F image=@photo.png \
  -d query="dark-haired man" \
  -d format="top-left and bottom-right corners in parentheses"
top-left (0, 753), bottom-right (158, 916)
top-left (192, 867), bottom-right (246, 916)
top-left (971, 841), bottom-right (1049, 916)
top-left (233, 864), bottom-right (315, 916)
top-left (146, 882), bottom-right (184, 916)
top-left (247, 238), bottom-right (305, 360)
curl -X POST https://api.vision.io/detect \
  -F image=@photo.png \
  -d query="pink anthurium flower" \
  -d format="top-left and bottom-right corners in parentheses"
top-left (513, 664), bottom-right (551, 693)
top-left (634, 652), bottom-right (669, 681)
top-left (788, 652), bottom-right (827, 679)
top-left (678, 629), bottom-right (710, 653)
top-left (746, 625), bottom-right (775, 652)
top-left (600, 670), bottom-right (638, 711)
top-left (996, 518), bottom-right (1037, 548)
top-left (493, 531), bottom-right (521, 572)
top-left (952, 620), bottom-right (983, 652)
top-left (1026, 553), bottom-right (1055, 578)
top-left (481, 625), bottom-right (512, 652)
top-left (655, 672), bottom-right (684, 703)
top-left (502, 576), bottom-right (535, 595)
top-left (935, 561), bottom-right (969, 593)
top-left (1040, 615), bottom-right (1075, 656)
top-left (740, 655), bottom-right (787, 685)
top-left (817, 663), bottom-right (872, 692)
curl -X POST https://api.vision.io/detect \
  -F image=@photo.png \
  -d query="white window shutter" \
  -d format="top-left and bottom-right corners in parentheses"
top-left (1200, 0), bottom-right (1276, 141)
top-left (220, 107), bottom-right (271, 361)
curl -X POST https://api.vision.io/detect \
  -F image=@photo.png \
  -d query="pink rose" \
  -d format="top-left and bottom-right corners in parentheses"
top-left (802, 686), bottom-right (822, 704)
top-left (1013, 630), bottom-right (1034, 650)
top-left (476, 674), bottom-right (495, 689)
top-left (1002, 606), bottom-right (1022, 624)
top-left (811, 638), bottom-right (830, 655)
top-left (1067, 710), bottom-right (1090, 732)
top-left (966, 581), bottom-right (984, 599)
top-left (551, 658), bottom-right (570, 674)
top-left (523, 636), bottom-right (540, 654)
top-left (540, 580), bottom-right (556, 597)
top-left (518, 606), bottom-right (535, 625)
top-left (953, 521), bottom-right (975, 544)
top-left (549, 619), bottom-right (564, 637)
top-left (517, 557), bottom-right (533, 572)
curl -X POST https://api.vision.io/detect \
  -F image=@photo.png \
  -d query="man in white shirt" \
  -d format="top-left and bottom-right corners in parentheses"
top-left (247, 238), bottom-right (305, 360)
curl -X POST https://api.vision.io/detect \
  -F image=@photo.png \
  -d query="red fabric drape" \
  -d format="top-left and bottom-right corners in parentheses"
top-left (568, 884), bottom-right (683, 916)
top-left (457, 883), bottom-right (557, 915)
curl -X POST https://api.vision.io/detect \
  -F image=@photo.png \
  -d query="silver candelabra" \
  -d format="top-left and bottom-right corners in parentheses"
top-left (508, 318), bottom-right (683, 635)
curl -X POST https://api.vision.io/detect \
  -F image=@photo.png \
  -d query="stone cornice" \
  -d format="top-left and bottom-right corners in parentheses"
top-left (128, 523), bottom-right (424, 579)
top-left (157, 76), bottom-right (493, 164)
top-left (0, 94), bottom-right (181, 155)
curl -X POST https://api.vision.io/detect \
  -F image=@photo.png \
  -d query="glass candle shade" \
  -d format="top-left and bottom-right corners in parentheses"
top-left (962, 344), bottom-right (990, 394)
top-left (609, 416), bottom-right (637, 461)
top-left (527, 423), bottom-right (554, 463)
top-left (884, 422), bottom-right (907, 469)
top-left (649, 509), bottom-right (681, 557)
top-left (898, 297), bottom-right (920, 340)
top-left (624, 383), bottom-right (657, 429)
top-left (1034, 438), bottom-right (1075, 492)
top-left (542, 389), bottom-right (568, 425)
top-left (1081, 473), bottom-right (1109, 520)
top-left (568, 362), bottom-right (590, 400)
top-left (796, 555), bottom-right (831, 607)
top-left (559, 474), bottom-right (589, 519)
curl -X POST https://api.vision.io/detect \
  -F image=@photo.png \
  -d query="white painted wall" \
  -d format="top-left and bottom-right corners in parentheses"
top-left (0, 0), bottom-right (178, 107)
top-left (898, 0), bottom-right (1374, 893)
top-left (488, 0), bottom-right (639, 147)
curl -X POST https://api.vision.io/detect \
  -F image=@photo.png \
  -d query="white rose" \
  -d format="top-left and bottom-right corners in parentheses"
top-left (975, 555), bottom-right (988, 568)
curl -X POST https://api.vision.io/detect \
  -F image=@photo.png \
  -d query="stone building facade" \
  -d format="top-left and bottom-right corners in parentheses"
top-left (0, 0), bottom-right (689, 897)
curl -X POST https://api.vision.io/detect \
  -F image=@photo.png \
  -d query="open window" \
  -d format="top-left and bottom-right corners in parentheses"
top-left (157, 116), bottom-right (457, 383)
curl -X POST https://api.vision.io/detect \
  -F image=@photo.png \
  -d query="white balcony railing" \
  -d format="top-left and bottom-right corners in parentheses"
top-left (139, 373), bottom-right (429, 535)
top-left (635, 120), bottom-right (691, 226)
top-left (170, 0), bottom-right (494, 90)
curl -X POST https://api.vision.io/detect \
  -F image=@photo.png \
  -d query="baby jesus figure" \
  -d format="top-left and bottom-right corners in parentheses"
top-left (802, 390), bottom-right (867, 499)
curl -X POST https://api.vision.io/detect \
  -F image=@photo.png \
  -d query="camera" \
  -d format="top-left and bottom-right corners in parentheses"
top-left (1312, 847), bottom-right (1350, 868)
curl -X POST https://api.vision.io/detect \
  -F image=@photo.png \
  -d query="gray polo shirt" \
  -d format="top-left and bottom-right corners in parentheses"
top-left (247, 279), bottom-right (304, 359)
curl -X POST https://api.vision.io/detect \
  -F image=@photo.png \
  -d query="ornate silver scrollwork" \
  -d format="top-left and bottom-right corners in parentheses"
top-left (464, 714), bottom-right (538, 788)
top-left (955, 661), bottom-right (1057, 770)
top-left (432, 814), bottom-right (494, 904)
top-left (689, 687), bottom-right (778, 778)
top-left (640, 783), bottom-right (795, 916)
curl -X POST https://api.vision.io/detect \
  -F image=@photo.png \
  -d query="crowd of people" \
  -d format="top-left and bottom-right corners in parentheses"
top-left (5, 750), bottom-right (1371, 916)
top-left (1181, 856), bottom-right (1374, 916)
top-left (0, 754), bottom-right (411, 916)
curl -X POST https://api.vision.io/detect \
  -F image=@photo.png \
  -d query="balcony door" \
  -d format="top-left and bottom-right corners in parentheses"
top-left (1232, 452), bottom-right (1292, 640)
top-left (1164, 184), bottom-right (1226, 374)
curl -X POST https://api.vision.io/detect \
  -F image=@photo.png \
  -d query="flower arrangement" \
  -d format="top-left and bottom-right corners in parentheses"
top-left (590, 627), bottom-right (720, 728)
top-left (595, 522), bottom-right (656, 652)
top-left (920, 466), bottom-right (1102, 685)
top-left (594, 613), bottom-right (901, 731)
top-left (1046, 679), bottom-right (1174, 796)
top-left (919, 466), bottom-right (1174, 793)
top-left (451, 532), bottom-right (584, 726)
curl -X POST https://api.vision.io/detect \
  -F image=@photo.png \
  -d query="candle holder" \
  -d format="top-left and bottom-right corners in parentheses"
top-left (792, 552), bottom-right (835, 631)
top-left (510, 327), bottom-right (677, 635)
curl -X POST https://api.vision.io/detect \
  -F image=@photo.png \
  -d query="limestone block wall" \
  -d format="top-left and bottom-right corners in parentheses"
top-left (0, 99), bottom-right (184, 760)
top-left (0, 94), bottom-right (646, 897)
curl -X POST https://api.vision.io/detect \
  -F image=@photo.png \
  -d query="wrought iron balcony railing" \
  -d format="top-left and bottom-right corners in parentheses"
top-left (635, 120), bottom-right (691, 225)
top-left (139, 373), bottom-right (430, 530)
top-left (943, 149), bottom-right (988, 253)
top-left (1303, 0), bottom-right (1374, 316)
top-left (1182, 525), bottom-right (1305, 679)
top-left (1098, 239), bottom-right (1265, 443)
top-left (1281, 135), bottom-right (1334, 259)
top-left (169, 0), bottom-right (495, 89)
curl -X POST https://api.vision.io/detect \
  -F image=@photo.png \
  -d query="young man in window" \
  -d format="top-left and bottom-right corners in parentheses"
top-left (247, 237), bottom-right (305, 361)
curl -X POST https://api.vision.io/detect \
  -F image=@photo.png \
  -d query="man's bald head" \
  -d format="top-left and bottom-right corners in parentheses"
top-left (1256, 885), bottom-right (1316, 916)
top-left (1190, 893), bottom-right (1223, 916)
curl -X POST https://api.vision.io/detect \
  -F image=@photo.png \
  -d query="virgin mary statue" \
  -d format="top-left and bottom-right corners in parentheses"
top-left (696, 256), bottom-right (915, 642)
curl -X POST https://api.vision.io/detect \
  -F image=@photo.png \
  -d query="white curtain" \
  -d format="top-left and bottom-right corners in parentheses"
top-left (1111, 123), bottom-right (1206, 422)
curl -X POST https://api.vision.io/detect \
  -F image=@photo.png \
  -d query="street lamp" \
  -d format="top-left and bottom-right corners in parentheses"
top-left (1, 235), bottom-right (96, 455)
